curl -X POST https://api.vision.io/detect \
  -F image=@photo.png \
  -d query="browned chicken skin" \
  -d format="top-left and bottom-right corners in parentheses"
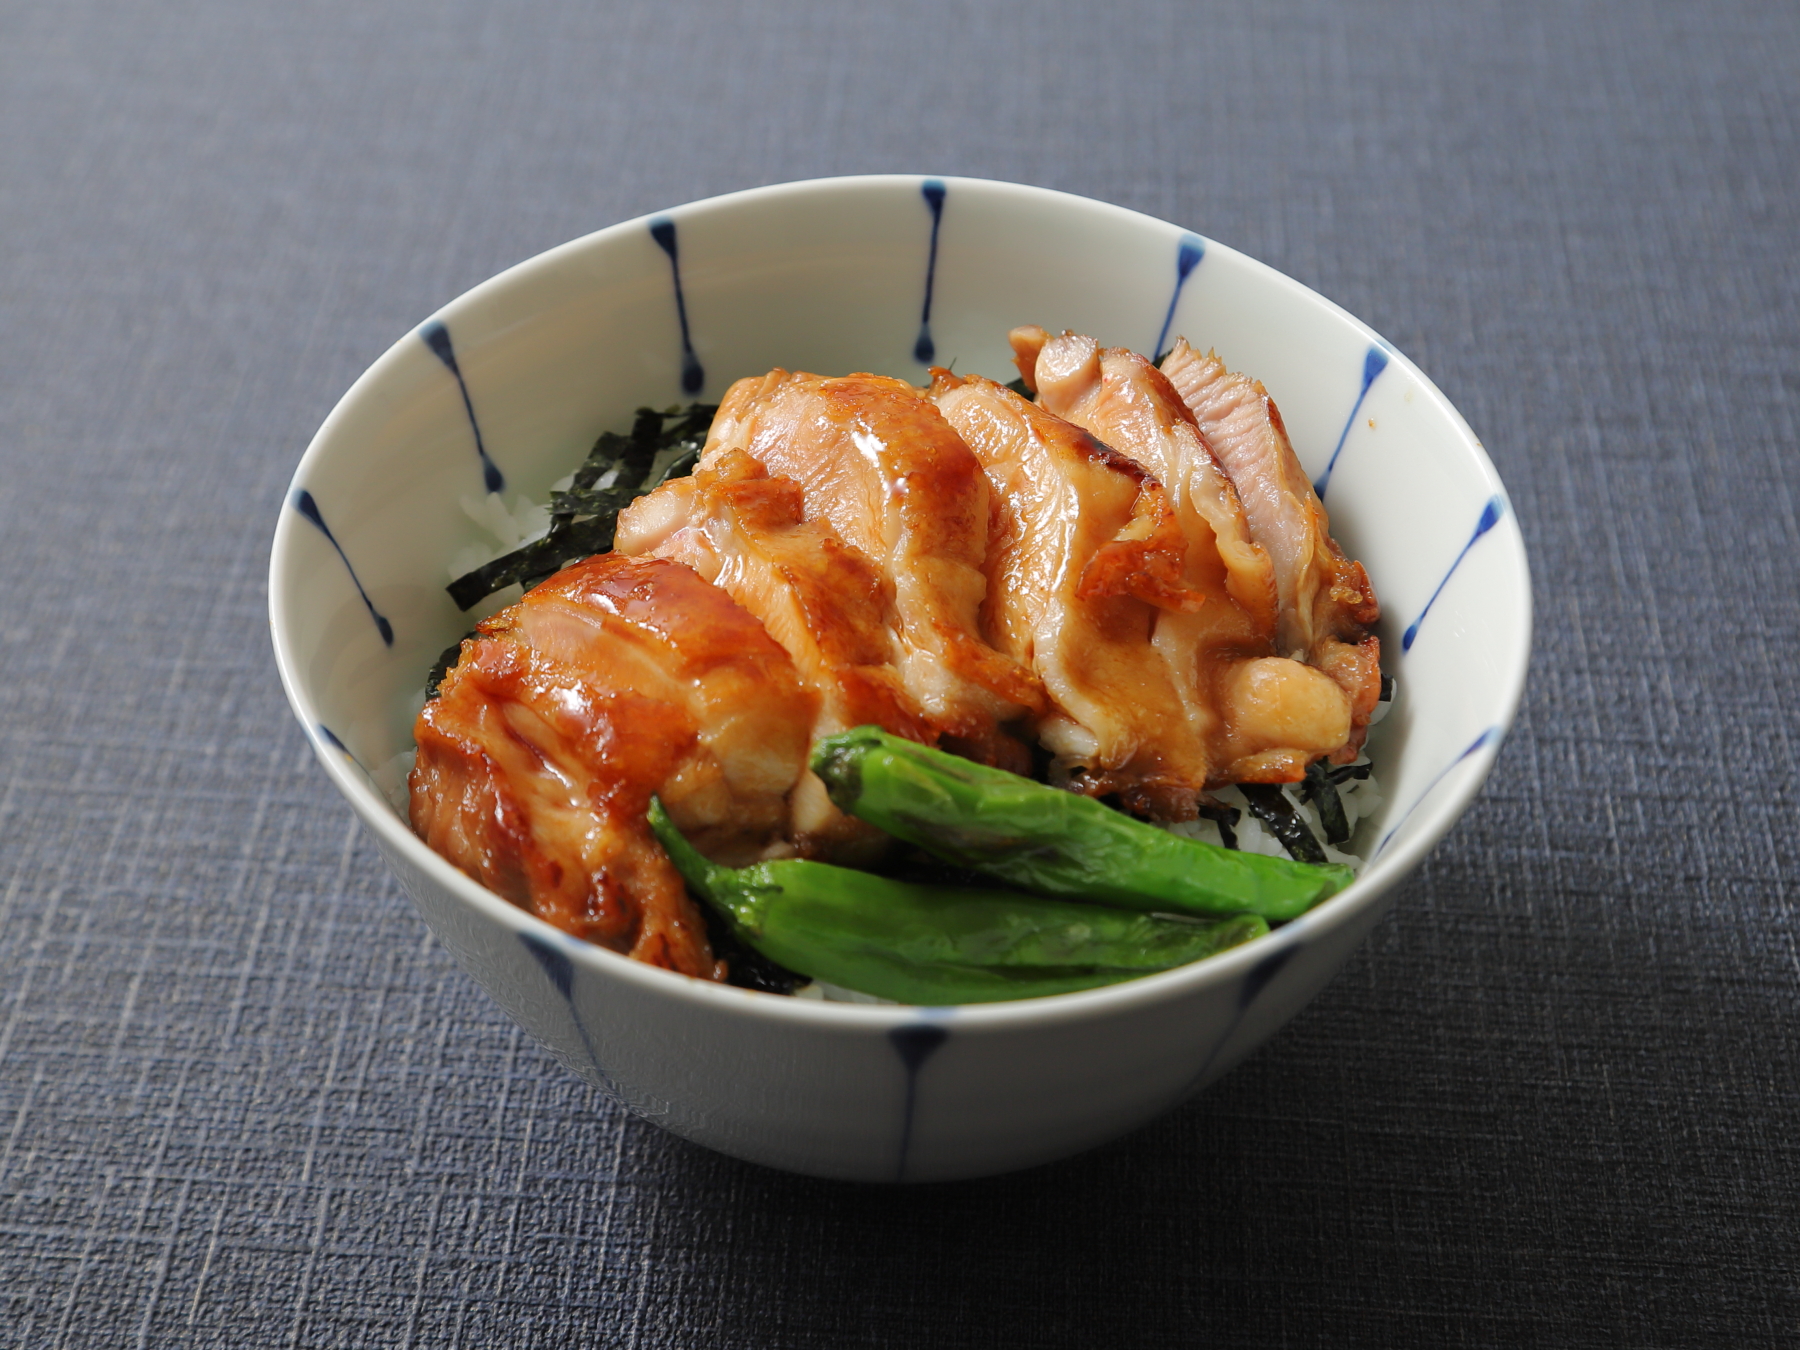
top-left (1013, 326), bottom-right (1278, 639)
top-left (1014, 327), bottom-right (1356, 783)
top-left (409, 555), bottom-right (816, 978)
top-left (700, 370), bottom-right (1044, 768)
top-left (1158, 339), bottom-right (1382, 756)
top-left (616, 448), bottom-right (929, 860)
top-left (412, 341), bottom-right (1386, 976)
top-left (928, 368), bottom-right (1215, 818)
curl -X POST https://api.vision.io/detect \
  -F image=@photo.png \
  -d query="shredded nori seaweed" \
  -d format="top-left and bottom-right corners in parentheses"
top-left (1004, 376), bottom-right (1034, 399)
top-left (1196, 802), bottom-right (1242, 851)
top-left (1299, 759), bottom-right (1351, 845)
top-left (1238, 784), bottom-right (1328, 864)
top-left (698, 893), bottom-right (807, 994)
top-left (445, 402), bottom-right (717, 611)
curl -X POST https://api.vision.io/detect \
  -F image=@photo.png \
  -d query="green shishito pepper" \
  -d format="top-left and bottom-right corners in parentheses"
top-left (811, 727), bottom-right (1354, 923)
top-left (648, 800), bottom-right (1266, 1005)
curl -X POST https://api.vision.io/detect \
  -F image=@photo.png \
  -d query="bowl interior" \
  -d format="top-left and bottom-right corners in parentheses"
top-left (271, 174), bottom-right (1529, 942)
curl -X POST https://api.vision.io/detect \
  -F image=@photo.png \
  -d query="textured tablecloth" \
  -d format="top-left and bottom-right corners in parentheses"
top-left (3, 1), bottom-right (1796, 1344)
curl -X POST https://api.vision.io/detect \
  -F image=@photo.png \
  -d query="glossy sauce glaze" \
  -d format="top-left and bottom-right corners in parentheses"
top-left (412, 555), bottom-right (813, 977)
top-left (410, 336), bottom-right (1381, 981)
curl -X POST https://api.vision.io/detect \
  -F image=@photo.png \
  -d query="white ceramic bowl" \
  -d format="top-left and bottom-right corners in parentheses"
top-left (270, 175), bottom-right (1530, 1182)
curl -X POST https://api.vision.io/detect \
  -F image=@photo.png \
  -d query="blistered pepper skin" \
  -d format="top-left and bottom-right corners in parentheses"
top-left (648, 800), bottom-right (1266, 1005)
top-left (810, 727), bottom-right (1353, 922)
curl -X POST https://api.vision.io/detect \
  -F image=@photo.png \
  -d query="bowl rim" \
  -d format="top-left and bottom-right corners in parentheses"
top-left (269, 172), bottom-right (1533, 1033)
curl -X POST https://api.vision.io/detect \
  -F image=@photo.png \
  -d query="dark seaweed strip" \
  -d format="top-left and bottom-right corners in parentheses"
top-left (564, 430), bottom-right (628, 498)
top-left (1327, 763), bottom-right (1371, 785)
top-left (1380, 674), bottom-right (1395, 703)
top-left (1300, 760), bottom-right (1351, 845)
top-left (1196, 803), bottom-right (1242, 851)
top-left (445, 514), bottom-right (617, 609)
top-left (665, 401), bottom-right (718, 443)
top-left (697, 891), bottom-right (806, 994)
top-left (637, 403), bottom-right (715, 484)
top-left (1238, 784), bottom-right (1328, 864)
top-left (547, 483), bottom-right (634, 519)
top-left (445, 403), bottom-right (717, 611)
top-left (629, 405), bottom-right (666, 446)
top-left (1005, 376), bottom-right (1034, 399)
top-left (616, 406), bottom-right (670, 490)
top-left (653, 442), bottom-right (702, 485)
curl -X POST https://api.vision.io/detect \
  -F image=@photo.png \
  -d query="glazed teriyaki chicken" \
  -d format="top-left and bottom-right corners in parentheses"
top-left (410, 329), bottom-right (1381, 981)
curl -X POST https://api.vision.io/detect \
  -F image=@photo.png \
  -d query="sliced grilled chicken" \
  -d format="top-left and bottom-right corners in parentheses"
top-left (410, 554), bottom-right (815, 977)
top-left (1014, 326), bottom-right (1278, 641)
top-left (701, 370), bottom-right (1043, 768)
top-left (1159, 338), bottom-right (1382, 756)
top-left (1016, 328), bottom-right (1354, 781)
top-left (413, 341), bottom-right (1391, 979)
top-left (617, 448), bottom-right (929, 859)
top-left (928, 369), bottom-right (1213, 818)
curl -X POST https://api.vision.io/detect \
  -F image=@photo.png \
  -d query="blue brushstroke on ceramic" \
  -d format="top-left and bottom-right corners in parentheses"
top-left (291, 488), bottom-right (394, 646)
top-left (1402, 495), bottom-right (1505, 651)
top-left (1177, 946), bottom-right (1295, 1101)
top-left (1151, 233), bottom-right (1206, 361)
top-left (1237, 947), bottom-right (1295, 1011)
top-left (315, 724), bottom-right (363, 772)
top-left (889, 1021), bottom-right (950, 1181)
top-left (649, 217), bottom-right (705, 395)
top-left (1313, 343), bottom-right (1391, 499)
top-left (420, 320), bottom-right (505, 493)
top-left (1373, 726), bottom-right (1499, 859)
top-left (913, 179), bottom-right (948, 364)
top-left (519, 932), bottom-right (622, 1096)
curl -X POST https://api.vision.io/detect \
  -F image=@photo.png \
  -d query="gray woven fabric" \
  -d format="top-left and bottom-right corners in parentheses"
top-left (2, 0), bottom-right (1796, 1344)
